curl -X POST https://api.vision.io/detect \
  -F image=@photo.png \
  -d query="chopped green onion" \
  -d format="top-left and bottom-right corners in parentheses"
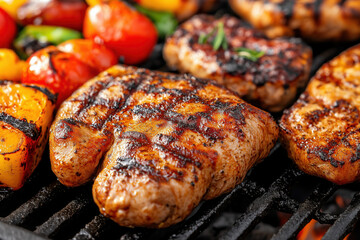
top-left (212, 22), bottom-right (226, 51)
top-left (235, 47), bottom-right (265, 61)
top-left (198, 22), bottom-right (228, 51)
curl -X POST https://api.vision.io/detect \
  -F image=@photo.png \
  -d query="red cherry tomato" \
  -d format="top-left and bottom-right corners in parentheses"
top-left (17, 0), bottom-right (87, 31)
top-left (0, 7), bottom-right (16, 48)
top-left (83, 1), bottom-right (158, 64)
top-left (58, 39), bottom-right (118, 72)
top-left (22, 46), bottom-right (98, 107)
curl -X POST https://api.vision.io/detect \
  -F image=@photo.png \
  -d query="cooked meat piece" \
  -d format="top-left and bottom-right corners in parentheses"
top-left (280, 44), bottom-right (360, 185)
top-left (163, 15), bottom-right (312, 112)
top-left (229, 0), bottom-right (360, 42)
top-left (0, 81), bottom-right (55, 190)
top-left (50, 65), bottom-right (278, 228)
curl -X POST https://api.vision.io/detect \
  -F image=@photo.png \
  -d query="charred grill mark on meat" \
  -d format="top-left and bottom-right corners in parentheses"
top-left (230, 0), bottom-right (360, 41)
top-left (163, 15), bottom-right (312, 112)
top-left (50, 65), bottom-right (278, 228)
top-left (280, 44), bottom-right (360, 185)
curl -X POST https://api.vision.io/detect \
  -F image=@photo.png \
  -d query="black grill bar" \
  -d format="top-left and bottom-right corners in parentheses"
top-left (166, 180), bottom-right (257, 240)
top-left (3, 182), bottom-right (66, 226)
top-left (323, 192), bottom-right (360, 240)
top-left (72, 214), bottom-right (112, 240)
top-left (270, 181), bottom-right (336, 240)
top-left (35, 193), bottom-right (92, 238)
top-left (221, 169), bottom-right (302, 240)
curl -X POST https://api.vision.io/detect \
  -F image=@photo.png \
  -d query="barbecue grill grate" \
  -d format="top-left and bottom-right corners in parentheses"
top-left (1, 8), bottom-right (360, 239)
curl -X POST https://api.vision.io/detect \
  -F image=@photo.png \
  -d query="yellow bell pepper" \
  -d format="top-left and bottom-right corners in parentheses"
top-left (0, 49), bottom-right (26, 82)
top-left (0, 0), bottom-right (27, 19)
top-left (135, 0), bottom-right (181, 13)
top-left (0, 82), bottom-right (55, 190)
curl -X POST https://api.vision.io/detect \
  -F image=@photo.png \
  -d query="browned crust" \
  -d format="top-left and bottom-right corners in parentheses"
top-left (280, 44), bottom-right (360, 185)
top-left (229, 0), bottom-right (360, 41)
top-left (163, 14), bottom-right (312, 112)
top-left (50, 65), bottom-right (278, 227)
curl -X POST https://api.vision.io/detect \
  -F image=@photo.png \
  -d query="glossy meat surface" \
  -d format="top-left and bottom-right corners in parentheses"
top-left (50, 65), bottom-right (278, 227)
top-left (229, 0), bottom-right (360, 42)
top-left (280, 44), bottom-right (360, 185)
top-left (163, 15), bottom-right (312, 112)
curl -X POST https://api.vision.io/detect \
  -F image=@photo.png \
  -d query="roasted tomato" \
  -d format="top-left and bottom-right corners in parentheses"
top-left (58, 39), bottom-right (118, 72)
top-left (17, 0), bottom-right (87, 31)
top-left (83, 1), bottom-right (158, 64)
top-left (0, 49), bottom-right (26, 82)
top-left (22, 46), bottom-right (98, 107)
top-left (0, 7), bottom-right (16, 48)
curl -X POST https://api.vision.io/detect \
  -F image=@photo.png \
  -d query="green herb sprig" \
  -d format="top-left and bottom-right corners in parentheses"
top-left (235, 47), bottom-right (265, 61)
top-left (198, 22), bottom-right (228, 51)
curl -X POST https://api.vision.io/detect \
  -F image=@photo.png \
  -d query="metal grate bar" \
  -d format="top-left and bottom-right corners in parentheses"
top-left (221, 169), bottom-right (301, 240)
top-left (3, 182), bottom-right (66, 225)
top-left (34, 194), bottom-right (91, 238)
top-left (271, 181), bottom-right (335, 240)
top-left (72, 214), bottom-right (112, 240)
top-left (167, 182), bottom-right (249, 240)
top-left (323, 192), bottom-right (360, 240)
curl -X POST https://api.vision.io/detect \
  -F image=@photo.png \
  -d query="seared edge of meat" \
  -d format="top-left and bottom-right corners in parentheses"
top-left (280, 44), bottom-right (360, 185)
top-left (50, 65), bottom-right (278, 227)
top-left (229, 0), bottom-right (360, 41)
top-left (163, 14), bottom-right (312, 112)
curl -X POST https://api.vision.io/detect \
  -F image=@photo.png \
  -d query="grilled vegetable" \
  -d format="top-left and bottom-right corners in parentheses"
top-left (22, 46), bottom-right (98, 107)
top-left (14, 25), bottom-right (82, 59)
top-left (135, 5), bottom-right (178, 38)
top-left (49, 65), bottom-right (278, 227)
top-left (83, 1), bottom-right (158, 64)
top-left (164, 15), bottom-right (312, 112)
top-left (17, 0), bottom-right (87, 31)
top-left (229, 0), bottom-right (360, 42)
top-left (134, 0), bottom-right (219, 21)
top-left (58, 39), bottom-right (117, 73)
top-left (280, 44), bottom-right (360, 185)
top-left (0, 81), bottom-right (56, 190)
top-left (0, 0), bottom-right (27, 19)
top-left (0, 7), bottom-right (16, 48)
top-left (0, 49), bottom-right (26, 82)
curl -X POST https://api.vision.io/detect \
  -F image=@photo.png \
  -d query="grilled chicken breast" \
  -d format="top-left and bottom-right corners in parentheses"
top-left (229, 0), bottom-right (360, 42)
top-left (163, 15), bottom-right (312, 112)
top-left (50, 65), bottom-right (278, 228)
top-left (0, 81), bottom-right (55, 190)
top-left (280, 44), bottom-right (360, 185)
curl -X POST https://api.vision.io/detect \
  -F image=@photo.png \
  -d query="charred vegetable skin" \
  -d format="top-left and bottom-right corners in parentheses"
top-left (164, 15), bottom-right (312, 112)
top-left (83, 1), bottom-right (158, 64)
top-left (17, 0), bottom-right (87, 31)
top-left (280, 44), bottom-right (360, 185)
top-left (22, 46), bottom-right (98, 107)
top-left (229, 0), bottom-right (360, 42)
top-left (22, 40), bottom-right (117, 107)
top-left (14, 25), bottom-right (82, 59)
top-left (0, 81), bottom-right (55, 190)
top-left (50, 65), bottom-right (278, 228)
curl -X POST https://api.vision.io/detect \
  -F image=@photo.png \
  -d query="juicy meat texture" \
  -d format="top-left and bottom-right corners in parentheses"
top-left (280, 44), bottom-right (360, 185)
top-left (50, 65), bottom-right (278, 228)
top-left (163, 15), bottom-right (312, 112)
top-left (229, 0), bottom-right (360, 42)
